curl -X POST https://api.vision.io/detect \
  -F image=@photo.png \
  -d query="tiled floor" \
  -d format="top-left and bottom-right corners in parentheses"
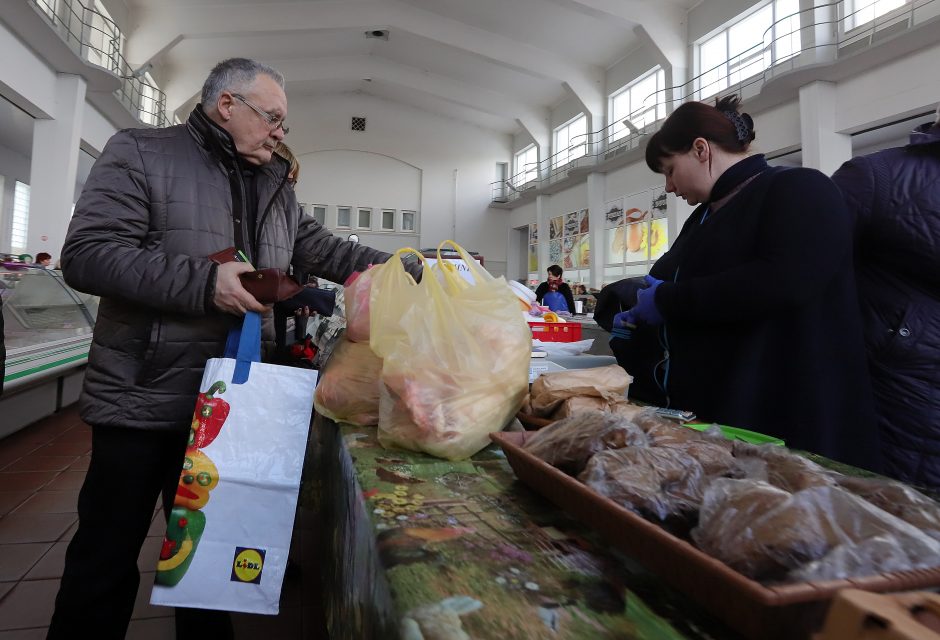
top-left (0, 405), bottom-right (329, 639)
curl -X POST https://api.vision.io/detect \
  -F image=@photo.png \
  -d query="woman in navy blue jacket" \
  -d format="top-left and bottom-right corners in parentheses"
top-left (611, 95), bottom-right (881, 470)
top-left (832, 109), bottom-right (940, 487)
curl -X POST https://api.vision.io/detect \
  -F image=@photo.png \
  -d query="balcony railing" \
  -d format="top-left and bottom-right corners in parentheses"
top-left (30, 0), bottom-right (172, 127)
top-left (492, 0), bottom-right (938, 204)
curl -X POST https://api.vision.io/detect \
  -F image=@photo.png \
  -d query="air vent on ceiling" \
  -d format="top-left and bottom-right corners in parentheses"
top-left (351, 117), bottom-right (366, 132)
top-left (365, 29), bottom-right (389, 41)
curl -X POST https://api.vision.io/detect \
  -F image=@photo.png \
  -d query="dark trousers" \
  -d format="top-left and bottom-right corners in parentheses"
top-left (48, 425), bottom-right (233, 639)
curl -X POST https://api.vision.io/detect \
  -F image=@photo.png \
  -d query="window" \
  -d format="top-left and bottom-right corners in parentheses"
top-left (357, 208), bottom-right (372, 229)
top-left (139, 72), bottom-right (160, 126)
top-left (381, 209), bottom-right (395, 231)
top-left (337, 206), bottom-right (351, 228)
top-left (697, 0), bottom-right (801, 99)
top-left (37, 0), bottom-right (58, 21)
top-left (312, 205), bottom-right (326, 226)
top-left (11, 181), bottom-right (30, 251)
top-left (843, 0), bottom-right (909, 30)
top-left (85, 1), bottom-right (123, 74)
top-left (401, 210), bottom-right (416, 232)
top-left (513, 145), bottom-right (538, 186)
top-left (610, 68), bottom-right (666, 142)
top-left (553, 114), bottom-right (587, 169)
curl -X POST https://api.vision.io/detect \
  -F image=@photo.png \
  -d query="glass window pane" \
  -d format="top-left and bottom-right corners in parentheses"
top-left (699, 33), bottom-right (728, 97)
top-left (313, 206), bottom-right (326, 226)
top-left (358, 208), bottom-right (371, 229)
top-left (382, 210), bottom-right (395, 230)
top-left (774, 0), bottom-right (802, 61)
top-left (12, 181), bottom-right (30, 251)
top-left (402, 211), bottom-right (415, 232)
top-left (337, 207), bottom-right (351, 227)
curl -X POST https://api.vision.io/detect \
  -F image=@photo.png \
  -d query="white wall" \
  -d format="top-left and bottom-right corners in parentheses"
top-left (607, 46), bottom-right (662, 97)
top-left (282, 93), bottom-right (513, 275)
top-left (751, 99), bottom-right (802, 156)
top-left (687, 0), bottom-right (757, 43)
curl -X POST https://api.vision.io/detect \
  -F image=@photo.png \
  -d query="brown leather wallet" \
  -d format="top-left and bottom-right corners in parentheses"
top-left (238, 268), bottom-right (303, 303)
top-left (208, 247), bottom-right (302, 303)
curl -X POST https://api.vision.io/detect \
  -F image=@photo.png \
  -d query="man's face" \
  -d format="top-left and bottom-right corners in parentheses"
top-left (222, 75), bottom-right (287, 166)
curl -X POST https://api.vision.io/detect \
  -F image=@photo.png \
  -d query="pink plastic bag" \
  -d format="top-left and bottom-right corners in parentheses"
top-left (344, 266), bottom-right (375, 342)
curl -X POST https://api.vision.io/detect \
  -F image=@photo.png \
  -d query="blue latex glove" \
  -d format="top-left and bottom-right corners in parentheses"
top-left (631, 275), bottom-right (665, 326)
top-left (610, 310), bottom-right (636, 341)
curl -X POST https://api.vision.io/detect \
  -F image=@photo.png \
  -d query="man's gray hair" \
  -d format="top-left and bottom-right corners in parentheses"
top-left (201, 58), bottom-right (285, 109)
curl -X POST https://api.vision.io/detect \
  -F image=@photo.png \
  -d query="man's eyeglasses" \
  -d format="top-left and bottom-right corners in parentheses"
top-left (231, 93), bottom-right (289, 135)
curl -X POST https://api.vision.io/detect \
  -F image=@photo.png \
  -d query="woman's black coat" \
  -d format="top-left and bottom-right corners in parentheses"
top-left (612, 155), bottom-right (881, 470)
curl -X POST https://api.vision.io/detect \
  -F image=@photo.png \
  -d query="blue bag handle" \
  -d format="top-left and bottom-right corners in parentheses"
top-left (223, 311), bottom-right (262, 384)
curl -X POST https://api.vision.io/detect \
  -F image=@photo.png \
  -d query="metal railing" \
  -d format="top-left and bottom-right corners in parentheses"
top-left (492, 0), bottom-right (937, 203)
top-left (30, 0), bottom-right (172, 127)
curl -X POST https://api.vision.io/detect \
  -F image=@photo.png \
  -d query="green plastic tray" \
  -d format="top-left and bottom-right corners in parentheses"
top-left (683, 422), bottom-right (785, 446)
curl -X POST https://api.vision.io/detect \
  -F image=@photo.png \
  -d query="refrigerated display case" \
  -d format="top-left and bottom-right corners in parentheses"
top-left (1, 265), bottom-right (97, 436)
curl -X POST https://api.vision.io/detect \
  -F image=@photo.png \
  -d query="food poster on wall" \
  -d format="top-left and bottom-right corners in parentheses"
top-left (528, 244), bottom-right (539, 273)
top-left (548, 239), bottom-right (562, 265)
top-left (578, 209), bottom-right (590, 234)
top-left (624, 222), bottom-right (650, 263)
top-left (549, 216), bottom-right (563, 240)
top-left (607, 227), bottom-right (626, 264)
top-left (564, 212), bottom-right (579, 237)
top-left (577, 234), bottom-right (590, 267)
top-left (528, 223), bottom-right (538, 244)
top-left (562, 236), bottom-right (576, 269)
top-left (605, 198), bottom-right (624, 228)
top-left (649, 218), bottom-right (669, 260)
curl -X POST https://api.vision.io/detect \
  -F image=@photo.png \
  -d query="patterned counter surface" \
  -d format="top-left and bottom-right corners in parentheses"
top-left (304, 417), bottom-right (738, 640)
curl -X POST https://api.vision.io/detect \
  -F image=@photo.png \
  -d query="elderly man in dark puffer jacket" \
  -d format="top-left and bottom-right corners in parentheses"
top-left (49, 58), bottom-right (414, 638)
top-left (832, 105), bottom-right (940, 490)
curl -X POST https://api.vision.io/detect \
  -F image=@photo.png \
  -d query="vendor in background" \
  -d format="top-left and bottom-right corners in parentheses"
top-left (535, 264), bottom-right (575, 313)
top-left (35, 252), bottom-right (53, 268)
top-left (831, 104), bottom-right (940, 488)
top-left (605, 95), bottom-right (880, 471)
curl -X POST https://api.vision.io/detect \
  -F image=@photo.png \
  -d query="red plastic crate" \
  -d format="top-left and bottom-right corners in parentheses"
top-left (528, 321), bottom-right (582, 342)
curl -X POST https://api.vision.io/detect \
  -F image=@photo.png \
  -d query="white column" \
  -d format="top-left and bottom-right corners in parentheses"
top-left (586, 171), bottom-right (606, 290)
top-left (799, 81), bottom-right (852, 175)
top-left (27, 73), bottom-right (87, 262)
top-left (535, 194), bottom-right (550, 278)
top-left (798, 0), bottom-right (838, 66)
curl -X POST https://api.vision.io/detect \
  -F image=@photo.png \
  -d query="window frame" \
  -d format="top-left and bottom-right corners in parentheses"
top-left (841, 0), bottom-right (911, 32)
top-left (513, 144), bottom-right (538, 186)
top-left (609, 67), bottom-right (666, 143)
top-left (695, 0), bottom-right (802, 100)
top-left (400, 210), bottom-right (417, 233)
top-left (312, 205), bottom-right (327, 226)
top-left (381, 209), bottom-right (396, 231)
top-left (357, 207), bottom-right (372, 230)
top-left (552, 113), bottom-right (587, 170)
top-left (11, 180), bottom-right (30, 252)
top-left (336, 206), bottom-right (352, 229)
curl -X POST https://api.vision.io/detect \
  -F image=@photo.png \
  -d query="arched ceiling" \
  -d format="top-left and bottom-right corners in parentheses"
top-left (122, 0), bottom-right (697, 136)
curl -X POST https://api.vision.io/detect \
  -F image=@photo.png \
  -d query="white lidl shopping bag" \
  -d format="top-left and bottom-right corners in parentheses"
top-left (151, 312), bottom-right (317, 615)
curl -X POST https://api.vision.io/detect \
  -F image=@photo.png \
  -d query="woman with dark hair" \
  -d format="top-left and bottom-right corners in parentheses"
top-left (608, 95), bottom-right (880, 469)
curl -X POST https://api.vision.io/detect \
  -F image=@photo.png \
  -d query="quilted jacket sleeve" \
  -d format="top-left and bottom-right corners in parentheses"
top-left (291, 214), bottom-right (423, 284)
top-left (61, 130), bottom-right (216, 315)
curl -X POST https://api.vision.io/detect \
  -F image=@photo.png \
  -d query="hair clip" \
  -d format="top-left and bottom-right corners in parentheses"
top-left (720, 110), bottom-right (750, 143)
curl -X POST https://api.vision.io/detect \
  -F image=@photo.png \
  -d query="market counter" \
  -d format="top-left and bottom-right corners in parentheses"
top-left (304, 416), bottom-right (736, 639)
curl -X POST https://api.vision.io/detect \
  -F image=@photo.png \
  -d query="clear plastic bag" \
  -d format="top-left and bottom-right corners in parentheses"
top-left (313, 339), bottom-right (383, 426)
top-left (370, 242), bottom-right (531, 460)
top-left (790, 532), bottom-right (940, 582)
top-left (693, 479), bottom-right (940, 582)
top-left (579, 446), bottom-right (706, 522)
top-left (834, 475), bottom-right (940, 541)
top-left (522, 411), bottom-right (649, 474)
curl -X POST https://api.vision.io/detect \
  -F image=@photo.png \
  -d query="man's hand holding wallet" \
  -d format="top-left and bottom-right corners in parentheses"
top-left (208, 247), bottom-right (303, 315)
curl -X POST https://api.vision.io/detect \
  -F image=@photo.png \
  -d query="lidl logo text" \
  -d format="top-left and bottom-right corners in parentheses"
top-left (231, 547), bottom-right (265, 584)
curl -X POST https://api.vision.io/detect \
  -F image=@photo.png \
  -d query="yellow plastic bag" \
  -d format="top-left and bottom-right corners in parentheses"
top-left (369, 242), bottom-right (531, 460)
